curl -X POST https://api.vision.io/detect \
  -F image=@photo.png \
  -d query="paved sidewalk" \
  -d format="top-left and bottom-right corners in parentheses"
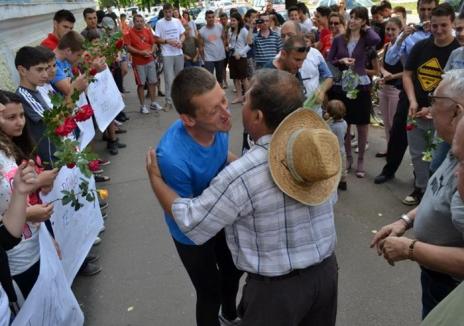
top-left (73, 72), bottom-right (422, 326)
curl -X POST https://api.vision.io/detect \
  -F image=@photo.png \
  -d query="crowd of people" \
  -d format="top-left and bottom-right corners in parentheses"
top-left (2, 0), bottom-right (464, 324)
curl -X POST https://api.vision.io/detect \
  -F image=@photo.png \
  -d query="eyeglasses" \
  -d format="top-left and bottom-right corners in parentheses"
top-left (329, 21), bottom-right (340, 26)
top-left (291, 46), bottom-right (310, 53)
top-left (428, 93), bottom-right (462, 108)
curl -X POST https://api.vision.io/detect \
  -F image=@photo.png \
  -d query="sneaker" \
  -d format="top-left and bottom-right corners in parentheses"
top-left (351, 139), bottom-right (358, 147)
top-left (218, 315), bottom-right (241, 326)
top-left (163, 103), bottom-right (173, 112)
top-left (98, 159), bottom-right (111, 166)
top-left (115, 128), bottom-right (127, 134)
top-left (116, 141), bottom-right (127, 149)
top-left (150, 101), bottom-right (162, 111)
top-left (102, 212), bottom-right (108, 220)
top-left (140, 105), bottom-right (150, 114)
top-left (92, 168), bottom-right (104, 174)
top-left (114, 120), bottom-right (123, 126)
top-left (402, 188), bottom-right (424, 206)
top-left (354, 142), bottom-right (369, 153)
top-left (99, 225), bottom-right (106, 234)
top-left (95, 175), bottom-right (111, 183)
top-left (107, 140), bottom-right (118, 155)
top-left (93, 236), bottom-right (102, 246)
top-left (78, 261), bottom-right (102, 276)
top-left (86, 254), bottom-right (99, 264)
top-left (100, 201), bottom-right (109, 210)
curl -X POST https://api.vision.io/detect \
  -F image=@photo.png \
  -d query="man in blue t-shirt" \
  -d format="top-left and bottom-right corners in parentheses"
top-left (154, 67), bottom-right (242, 326)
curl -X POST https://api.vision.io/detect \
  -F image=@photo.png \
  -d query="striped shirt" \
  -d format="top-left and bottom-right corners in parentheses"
top-left (172, 134), bottom-right (337, 276)
top-left (253, 30), bottom-right (282, 66)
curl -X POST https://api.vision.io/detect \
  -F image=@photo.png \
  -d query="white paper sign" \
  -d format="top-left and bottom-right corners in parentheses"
top-left (12, 227), bottom-right (84, 326)
top-left (76, 94), bottom-right (96, 150)
top-left (41, 167), bottom-right (104, 284)
top-left (86, 68), bottom-right (124, 132)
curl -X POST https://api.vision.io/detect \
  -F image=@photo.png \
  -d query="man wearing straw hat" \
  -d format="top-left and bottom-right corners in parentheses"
top-left (146, 68), bottom-right (341, 326)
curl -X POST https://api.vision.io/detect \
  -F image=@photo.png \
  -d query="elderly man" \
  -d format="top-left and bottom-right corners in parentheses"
top-left (147, 69), bottom-right (340, 326)
top-left (371, 69), bottom-right (464, 319)
top-left (253, 13), bottom-right (281, 69)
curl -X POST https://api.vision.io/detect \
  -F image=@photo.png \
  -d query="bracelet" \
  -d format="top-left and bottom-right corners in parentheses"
top-left (400, 214), bottom-right (413, 229)
top-left (409, 239), bottom-right (418, 261)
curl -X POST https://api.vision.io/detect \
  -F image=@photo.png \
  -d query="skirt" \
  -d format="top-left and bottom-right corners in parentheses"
top-left (229, 57), bottom-right (248, 80)
top-left (328, 85), bottom-right (372, 125)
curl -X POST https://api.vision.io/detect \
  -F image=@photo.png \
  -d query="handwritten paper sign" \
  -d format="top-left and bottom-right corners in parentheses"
top-left (76, 94), bottom-right (96, 150)
top-left (41, 167), bottom-right (104, 284)
top-left (12, 227), bottom-right (84, 326)
top-left (86, 68), bottom-right (124, 132)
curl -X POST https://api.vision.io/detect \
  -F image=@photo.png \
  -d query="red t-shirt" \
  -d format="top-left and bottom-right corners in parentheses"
top-left (319, 28), bottom-right (333, 58)
top-left (124, 27), bottom-right (155, 65)
top-left (41, 33), bottom-right (59, 50)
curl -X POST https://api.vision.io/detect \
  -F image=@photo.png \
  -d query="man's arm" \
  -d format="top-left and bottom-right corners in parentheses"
top-left (385, 31), bottom-right (408, 65)
top-left (402, 70), bottom-right (418, 117)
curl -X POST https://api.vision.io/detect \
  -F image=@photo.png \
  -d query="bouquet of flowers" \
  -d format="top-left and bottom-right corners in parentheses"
top-left (341, 68), bottom-right (360, 100)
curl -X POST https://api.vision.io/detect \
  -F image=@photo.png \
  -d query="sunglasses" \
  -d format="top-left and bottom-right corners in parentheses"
top-left (292, 46), bottom-right (310, 53)
top-left (329, 21), bottom-right (340, 26)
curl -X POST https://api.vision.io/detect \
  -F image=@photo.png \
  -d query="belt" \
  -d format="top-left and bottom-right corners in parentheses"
top-left (247, 254), bottom-right (335, 282)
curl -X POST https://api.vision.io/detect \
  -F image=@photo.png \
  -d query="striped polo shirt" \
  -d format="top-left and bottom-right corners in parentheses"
top-left (253, 30), bottom-right (282, 67)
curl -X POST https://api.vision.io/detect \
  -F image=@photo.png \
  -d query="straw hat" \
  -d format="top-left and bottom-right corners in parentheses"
top-left (269, 108), bottom-right (341, 205)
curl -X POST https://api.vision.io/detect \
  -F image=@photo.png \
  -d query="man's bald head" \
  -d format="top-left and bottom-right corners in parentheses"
top-left (280, 20), bottom-right (302, 41)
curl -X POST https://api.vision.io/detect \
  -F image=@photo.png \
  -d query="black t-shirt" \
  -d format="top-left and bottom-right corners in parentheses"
top-left (371, 21), bottom-right (385, 50)
top-left (405, 37), bottom-right (460, 108)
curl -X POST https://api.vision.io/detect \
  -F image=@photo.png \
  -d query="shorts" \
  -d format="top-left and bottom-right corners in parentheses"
top-left (133, 61), bottom-right (157, 86)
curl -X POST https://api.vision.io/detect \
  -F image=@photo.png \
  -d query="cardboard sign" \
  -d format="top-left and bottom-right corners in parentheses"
top-left (76, 93), bottom-right (96, 150)
top-left (86, 68), bottom-right (124, 132)
top-left (11, 227), bottom-right (84, 326)
top-left (41, 167), bottom-right (103, 284)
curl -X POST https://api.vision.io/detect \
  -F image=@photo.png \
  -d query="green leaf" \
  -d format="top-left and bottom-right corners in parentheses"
top-left (62, 195), bottom-right (72, 205)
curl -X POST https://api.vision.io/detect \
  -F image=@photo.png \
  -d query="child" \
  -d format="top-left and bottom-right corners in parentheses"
top-left (327, 99), bottom-right (348, 190)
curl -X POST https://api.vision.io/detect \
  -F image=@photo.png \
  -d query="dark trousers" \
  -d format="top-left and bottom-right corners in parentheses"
top-left (238, 254), bottom-right (338, 326)
top-left (111, 63), bottom-right (123, 93)
top-left (174, 230), bottom-right (243, 326)
top-left (420, 267), bottom-right (460, 319)
top-left (12, 260), bottom-right (40, 300)
top-left (381, 91), bottom-right (409, 177)
top-left (204, 61), bottom-right (224, 83)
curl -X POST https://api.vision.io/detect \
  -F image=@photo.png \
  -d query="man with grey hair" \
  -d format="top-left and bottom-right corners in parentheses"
top-left (280, 20), bottom-right (302, 41)
top-left (371, 69), bottom-right (464, 318)
top-left (147, 69), bottom-right (339, 325)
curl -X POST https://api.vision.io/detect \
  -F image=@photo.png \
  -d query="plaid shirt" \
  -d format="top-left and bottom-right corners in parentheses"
top-left (172, 134), bottom-right (337, 276)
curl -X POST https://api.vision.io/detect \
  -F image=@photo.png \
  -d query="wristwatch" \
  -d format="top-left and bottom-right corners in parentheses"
top-left (400, 214), bottom-right (413, 229)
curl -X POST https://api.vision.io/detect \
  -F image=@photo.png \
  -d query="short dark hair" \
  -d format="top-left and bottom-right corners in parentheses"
top-left (316, 6), bottom-right (331, 17)
top-left (171, 67), bottom-right (217, 117)
top-left (35, 46), bottom-right (56, 62)
top-left (163, 3), bottom-right (173, 11)
top-left (83, 7), bottom-right (96, 18)
top-left (282, 35), bottom-right (307, 53)
top-left (249, 69), bottom-right (305, 130)
top-left (0, 90), bottom-right (22, 106)
top-left (57, 30), bottom-right (84, 52)
top-left (393, 6), bottom-right (407, 19)
top-left (431, 3), bottom-right (455, 21)
top-left (379, 0), bottom-right (392, 10)
top-left (417, 0), bottom-right (439, 8)
top-left (371, 5), bottom-right (381, 15)
top-left (15, 46), bottom-right (48, 69)
top-left (120, 13), bottom-right (127, 19)
top-left (288, 5), bottom-right (298, 14)
top-left (296, 2), bottom-right (309, 15)
top-left (327, 100), bottom-right (346, 120)
top-left (245, 8), bottom-right (257, 18)
top-left (329, 12), bottom-right (345, 26)
top-left (330, 4), bottom-right (340, 12)
top-left (219, 12), bottom-right (228, 19)
top-left (53, 9), bottom-right (76, 23)
top-left (133, 13), bottom-right (144, 21)
top-left (205, 10), bottom-right (215, 18)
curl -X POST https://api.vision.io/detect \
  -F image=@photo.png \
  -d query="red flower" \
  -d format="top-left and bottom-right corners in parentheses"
top-left (71, 66), bottom-right (80, 77)
top-left (115, 39), bottom-right (124, 49)
top-left (88, 160), bottom-right (100, 172)
top-left (74, 104), bottom-right (94, 122)
top-left (406, 124), bottom-right (415, 131)
top-left (84, 53), bottom-right (92, 63)
top-left (89, 68), bottom-right (98, 76)
top-left (66, 162), bottom-right (76, 169)
top-left (55, 117), bottom-right (78, 136)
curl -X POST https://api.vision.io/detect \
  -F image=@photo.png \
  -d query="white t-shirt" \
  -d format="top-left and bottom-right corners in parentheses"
top-left (301, 18), bottom-right (313, 32)
top-left (0, 151), bottom-right (40, 276)
top-left (300, 48), bottom-right (327, 116)
top-left (229, 27), bottom-right (250, 58)
top-left (199, 24), bottom-right (226, 62)
top-left (0, 285), bottom-right (9, 326)
top-left (155, 17), bottom-right (185, 57)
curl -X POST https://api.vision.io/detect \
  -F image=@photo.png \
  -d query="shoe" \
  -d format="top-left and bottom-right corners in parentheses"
top-left (95, 175), bottom-right (111, 183)
top-left (163, 103), bottom-right (173, 112)
top-left (107, 140), bottom-right (118, 155)
top-left (114, 120), bottom-right (123, 126)
top-left (356, 171), bottom-right (365, 178)
top-left (402, 188), bottom-right (424, 206)
top-left (140, 105), bottom-right (150, 114)
top-left (338, 181), bottom-right (347, 191)
top-left (116, 141), bottom-right (126, 149)
top-left (99, 225), bottom-right (106, 234)
top-left (150, 101), bottom-right (162, 111)
top-left (86, 254), bottom-right (100, 264)
top-left (351, 139), bottom-right (358, 147)
top-left (92, 168), bottom-right (104, 174)
top-left (93, 236), bottom-right (102, 246)
top-left (102, 212), bottom-right (108, 220)
top-left (355, 143), bottom-right (368, 153)
top-left (100, 201), bottom-right (109, 210)
top-left (98, 159), bottom-right (111, 166)
top-left (374, 173), bottom-right (394, 184)
top-left (218, 315), bottom-right (241, 326)
top-left (375, 152), bottom-right (387, 158)
top-left (78, 261), bottom-right (102, 276)
top-left (158, 90), bottom-right (165, 97)
top-left (115, 128), bottom-right (127, 134)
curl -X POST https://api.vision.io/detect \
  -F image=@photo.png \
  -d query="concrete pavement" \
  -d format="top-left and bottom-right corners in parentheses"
top-left (73, 73), bottom-right (422, 326)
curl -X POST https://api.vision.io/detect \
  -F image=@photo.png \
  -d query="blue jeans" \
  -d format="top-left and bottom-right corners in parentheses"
top-left (184, 60), bottom-right (200, 68)
top-left (420, 267), bottom-right (460, 319)
top-left (430, 141), bottom-right (451, 174)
